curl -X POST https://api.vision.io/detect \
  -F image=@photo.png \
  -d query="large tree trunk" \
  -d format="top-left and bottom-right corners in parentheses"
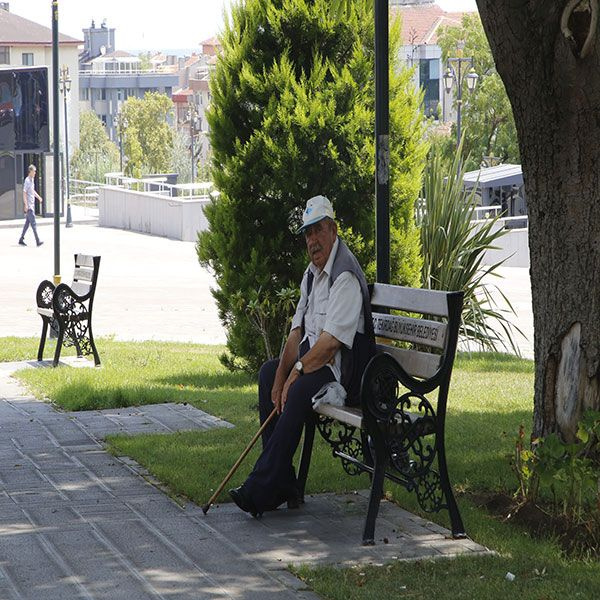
top-left (477, 0), bottom-right (600, 440)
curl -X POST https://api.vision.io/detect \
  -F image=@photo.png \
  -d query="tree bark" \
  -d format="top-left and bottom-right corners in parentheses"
top-left (477, 0), bottom-right (600, 440)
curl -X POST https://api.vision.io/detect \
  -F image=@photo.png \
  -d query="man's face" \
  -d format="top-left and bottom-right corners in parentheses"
top-left (29, 169), bottom-right (36, 178)
top-left (304, 218), bottom-right (337, 270)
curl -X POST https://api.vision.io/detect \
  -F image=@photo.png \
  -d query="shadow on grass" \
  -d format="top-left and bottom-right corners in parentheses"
top-left (153, 370), bottom-right (254, 390)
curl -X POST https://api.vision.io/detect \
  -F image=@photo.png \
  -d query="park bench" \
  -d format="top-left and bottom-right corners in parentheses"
top-left (296, 283), bottom-right (465, 545)
top-left (36, 254), bottom-right (101, 367)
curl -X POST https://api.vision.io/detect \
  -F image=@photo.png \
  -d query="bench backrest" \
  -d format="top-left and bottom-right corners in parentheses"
top-left (369, 283), bottom-right (463, 395)
top-left (70, 254), bottom-right (101, 299)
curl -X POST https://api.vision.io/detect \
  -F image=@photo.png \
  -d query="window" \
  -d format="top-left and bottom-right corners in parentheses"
top-left (420, 59), bottom-right (440, 119)
top-left (79, 88), bottom-right (89, 101)
top-left (0, 46), bottom-right (9, 64)
top-left (100, 89), bottom-right (106, 101)
top-left (100, 115), bottom-right (107, 126)
top-left (22, 53), bottom-right (34, 66)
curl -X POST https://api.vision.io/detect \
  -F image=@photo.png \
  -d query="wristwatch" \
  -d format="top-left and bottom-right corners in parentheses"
top-left (294, 360), bottom-right (304, 375)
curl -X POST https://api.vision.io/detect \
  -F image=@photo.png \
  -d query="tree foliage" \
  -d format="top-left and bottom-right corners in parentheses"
top-left (438, 13), bottom-right (519, 170)
top-left (70, 111), bottom-right (120, 182)
top-left (119, 92), bottom-right (174, 177)
top-left (419, 139), bottom-right (521, 354)
top-left (198, 0), bottom-right (427, 373)
top-left (170, 128), bottom-right (192, 183)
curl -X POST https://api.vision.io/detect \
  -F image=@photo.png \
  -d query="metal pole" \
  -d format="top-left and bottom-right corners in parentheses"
top-left (375, 0), bottom-right (390, 284)
top-left (190, 115), bottom-right (195, 183)
top-left (52, 0), bottom-right (60, 284)
top-left (63, 78), bottom-right (70, 201)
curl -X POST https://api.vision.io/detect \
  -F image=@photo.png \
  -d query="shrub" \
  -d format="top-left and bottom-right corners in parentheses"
top-left (418, 139), bottom-right (522, 353)
top-left (198, 0), bottom-right (426, 373)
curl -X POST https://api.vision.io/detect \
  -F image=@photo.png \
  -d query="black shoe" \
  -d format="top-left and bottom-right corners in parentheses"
top-left (286, 487), bottom-right (303, 509)
top-left (18, 240), bottom-right (26, 246)
top-left (37, 241), bottom-right (44, 247)
top-left (229, 486), bottom-right (261, 517)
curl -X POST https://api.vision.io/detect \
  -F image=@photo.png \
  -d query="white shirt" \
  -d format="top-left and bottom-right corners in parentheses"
top-left (24, 176), bottom-right (35, 211)
top-left (290, 238), bottom-right (364, 381)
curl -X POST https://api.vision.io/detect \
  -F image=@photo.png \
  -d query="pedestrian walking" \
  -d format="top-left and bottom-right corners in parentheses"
top-left (18, 165), bottom-right (44, 247)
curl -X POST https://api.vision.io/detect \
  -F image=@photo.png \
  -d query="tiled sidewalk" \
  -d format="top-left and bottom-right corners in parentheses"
top-left (0, 369), bottom-right (492, 599)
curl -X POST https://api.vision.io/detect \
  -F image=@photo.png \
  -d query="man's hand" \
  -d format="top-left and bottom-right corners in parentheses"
top-left (271, 379), bottom-right (284, 414)
top-left (279, 368), bottom-right (300, 414)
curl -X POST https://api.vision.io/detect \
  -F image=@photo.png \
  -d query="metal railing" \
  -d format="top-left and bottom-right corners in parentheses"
top-left (80, 66), bottom-right (178, 77)
top-left (103, 173), bottom-right (214, 199)
top-left (69, 179), bottom-right (102, 213)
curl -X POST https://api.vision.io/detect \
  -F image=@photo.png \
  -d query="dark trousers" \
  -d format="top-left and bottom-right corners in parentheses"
top-left (19, 209), bottom-right (40, 244)
top-left (244, 358), bottom-right (335, 512)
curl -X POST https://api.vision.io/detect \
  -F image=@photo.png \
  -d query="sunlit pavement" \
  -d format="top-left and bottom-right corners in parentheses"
top-left (0, 215), bottom-right (226, 345)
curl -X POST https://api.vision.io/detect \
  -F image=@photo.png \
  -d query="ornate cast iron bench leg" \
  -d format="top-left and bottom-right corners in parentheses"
top-left (52, 319), bottom-right (65, 367)
top-left (37, 319), bottom-right (49, 361)
top-left (436, 423), bottom-right (465, 538)
top-left (361, 423), bottom-right (387, 545)
top-left (88, 321), bottom-right (101, 366)
top-left (36, 280), bottom-right (55, 362)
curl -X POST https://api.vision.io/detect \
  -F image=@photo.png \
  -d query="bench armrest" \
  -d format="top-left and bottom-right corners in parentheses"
top-left (52, 283), bottom-right (89, 316)
top-left (36, 280), bottom-right (55, 310)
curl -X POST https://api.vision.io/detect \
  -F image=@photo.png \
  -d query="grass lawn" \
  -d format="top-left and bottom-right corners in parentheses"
top-left (5, 337), bottom-right (600, 598)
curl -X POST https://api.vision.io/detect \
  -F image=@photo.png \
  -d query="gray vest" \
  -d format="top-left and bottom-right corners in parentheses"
top-left (304, 239), bottom-right (376, 405)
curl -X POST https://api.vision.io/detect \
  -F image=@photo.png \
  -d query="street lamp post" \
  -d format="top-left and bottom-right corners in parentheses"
top-left (443, 56), bottom-right (479, 149)
top-left (51, 0), bottom-right (61, 284)
top-left (374, 0), bottom-right (390, 284)
top-left (187, 105), bottom-right (199, 183)
top-left (59, 65), bottom-right (72, 227)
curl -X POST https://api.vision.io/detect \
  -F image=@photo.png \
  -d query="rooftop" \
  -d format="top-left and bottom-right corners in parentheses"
top-left (199, 36), bottom-right (221, 47)
top-left (463, 164), bottom-right (523, 189)
top-left (0, 7), bottom-right (81, 46)
top-left (392, 1), bottom-right (471, 46)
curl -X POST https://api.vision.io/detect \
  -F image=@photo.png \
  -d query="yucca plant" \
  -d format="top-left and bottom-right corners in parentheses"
top-left (417, 139), bottom-right (522, 354)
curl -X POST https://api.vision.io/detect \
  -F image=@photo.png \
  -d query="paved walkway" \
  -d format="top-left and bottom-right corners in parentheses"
top-left (0, 366), bottom-right (490, 599)
top-left (0, 216), bottom-right (533, 356)
top-left (0, 215), bottom-right (226, 345)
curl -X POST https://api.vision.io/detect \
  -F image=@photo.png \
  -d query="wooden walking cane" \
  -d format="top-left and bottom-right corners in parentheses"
top-left (202, 407), bottom-right (278, 514)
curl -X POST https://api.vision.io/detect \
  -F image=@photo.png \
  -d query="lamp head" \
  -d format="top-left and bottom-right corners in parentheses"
top-left (466, 68), bottom-right (479, 92)
top-left (443, 67), bottom-right (454, 94)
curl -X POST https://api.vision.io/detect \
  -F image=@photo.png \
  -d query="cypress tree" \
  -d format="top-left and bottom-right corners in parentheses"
top-left (198, 0), bottom-right (426, 372)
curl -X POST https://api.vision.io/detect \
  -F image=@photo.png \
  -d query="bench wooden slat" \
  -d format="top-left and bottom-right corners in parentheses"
top-left (75, 254), bottom-right (95, 268)
top-left (376, 344), bottom-right (441, 380)
top-left (314, 404), bottom-right (362, 429)
top-left (73, 267), bottom-right (93, 282)
top-left (371, 283), bottom-right (449, 317)
top-left (71, 282), bottom-right (92, 296)
top-left (372, 313), bottom-right (446, 349)
top-left (37, 307), bottom-right (53, 317)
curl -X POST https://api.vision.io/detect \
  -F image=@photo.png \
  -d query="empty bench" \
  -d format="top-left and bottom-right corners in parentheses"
top-left (296, 283), bottom-right (465, 545)
top-left (36, 254), bottom-right (101, 367)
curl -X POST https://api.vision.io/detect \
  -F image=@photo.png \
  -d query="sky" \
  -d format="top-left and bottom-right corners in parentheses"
top-left (6, 0), bottom-right (478, 53)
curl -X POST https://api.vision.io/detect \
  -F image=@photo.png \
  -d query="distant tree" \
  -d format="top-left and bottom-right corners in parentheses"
top-left (170, 128), bottom-right (192, 183)
top-left (198, 0), bottom-right (427, 372)
top-left (119, 92), bottom-right (174, 176)
top-left (70, 111), bottom-right (120, 183)
top-left (438, 13), bottom-right (519, 170)
top-left (138, 52), bottom-right (152, 71)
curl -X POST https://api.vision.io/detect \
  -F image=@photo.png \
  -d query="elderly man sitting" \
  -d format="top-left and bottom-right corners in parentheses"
top-left (229, 195), bottom-right (375, 516)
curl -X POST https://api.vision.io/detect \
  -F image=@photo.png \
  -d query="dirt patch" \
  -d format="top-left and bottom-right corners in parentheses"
top-left (466, 491), bottom-right (600, 559)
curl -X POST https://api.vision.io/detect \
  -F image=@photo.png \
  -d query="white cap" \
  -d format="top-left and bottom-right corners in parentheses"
top-left (297, 195), bottom-right (335, 234)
